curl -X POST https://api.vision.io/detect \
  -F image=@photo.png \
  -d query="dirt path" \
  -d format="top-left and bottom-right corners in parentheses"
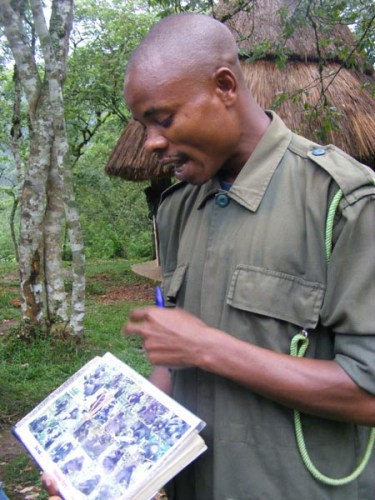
top-left (0, 425), bottom-right (26, 469)
top-left (0, 425), bottom-right (35, 499)
top-left (0, 426), bottom-right (24, 457)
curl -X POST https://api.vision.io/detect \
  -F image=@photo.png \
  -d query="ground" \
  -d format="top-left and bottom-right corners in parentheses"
top-left (0, 426), bottom-right (28, 497)
top-left (0, 279), bottom-right (158, 499)
top-left (97, 280), bottom-right (155, 303)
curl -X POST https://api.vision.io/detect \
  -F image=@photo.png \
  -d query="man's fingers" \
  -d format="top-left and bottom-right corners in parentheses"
top-left (40, 473), bottom-right (60, 496)
top-left (129, 306), bottom-right (154, 321)
top-left (124, 307), bottom-right (159, 337)
top-left (123, 320), bottom-right (143, 337)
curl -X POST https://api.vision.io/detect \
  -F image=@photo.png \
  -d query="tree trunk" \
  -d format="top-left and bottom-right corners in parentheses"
top-left (18, 87), bottom-right (52, 330)
top-left (0, 0), bottom-right (85, 337)
top-left (9, 64), bottom-right (23, 262)
top-left (9, 191), bottom-right (19, 263)
top-left (44, 152), bottom-right (68, 326)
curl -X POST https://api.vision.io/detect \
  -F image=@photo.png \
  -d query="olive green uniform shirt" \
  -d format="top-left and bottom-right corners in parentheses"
top-left (157, 112), bottom-right (375, 500)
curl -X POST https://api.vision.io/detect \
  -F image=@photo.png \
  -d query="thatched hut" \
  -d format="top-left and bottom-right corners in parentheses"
top-left (104, 120), bottom-right (172, 274)
top-left (220, 0), bottom-right (375, 167)
top-left (104, 0), bottom-right (375, 278)
top-left (104, 119), bottom-right (174, 181)
top-left (105, 0), bottom-right (375, 181)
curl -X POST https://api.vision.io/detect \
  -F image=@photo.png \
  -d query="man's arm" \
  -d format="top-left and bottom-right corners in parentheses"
top-left (124, 306), bottom-right (375, 426)
top-left (148, 365), bottom-right (172, 395)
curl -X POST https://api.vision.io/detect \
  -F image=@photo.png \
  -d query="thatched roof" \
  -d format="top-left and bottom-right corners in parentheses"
top-left (242, 61), bottom-right (375, 164)
top-left (221, 0), bottom-right (375, 166)
top-left (104, 119), bottom-right (174, 181)
top-left (220, 0), bottom-right (369, 68)
top-left (105, 0), bottom-right (375, 180)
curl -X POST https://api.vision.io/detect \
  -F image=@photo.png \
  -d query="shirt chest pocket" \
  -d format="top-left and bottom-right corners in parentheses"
top-left (162, 263), bottom-right (188, 306)
top-left (227, 265), bottom-right (326, 329)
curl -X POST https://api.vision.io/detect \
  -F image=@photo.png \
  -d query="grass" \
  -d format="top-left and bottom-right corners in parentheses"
top-left (0, 258), bottom-right (154, 498)
top-left (0, 267), bottom-right (19, 323)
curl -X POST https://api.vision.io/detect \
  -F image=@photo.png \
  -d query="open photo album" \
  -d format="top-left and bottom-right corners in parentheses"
top-left (13, 352), bottom-right (207, 500)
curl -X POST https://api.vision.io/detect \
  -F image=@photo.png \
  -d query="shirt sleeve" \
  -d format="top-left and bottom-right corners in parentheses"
top-left (335, 334), bottom-right (375, 395)
top-left (320, 193), bottom-right (375, 334)
top-left (320, 192), bottom-right (375, 394)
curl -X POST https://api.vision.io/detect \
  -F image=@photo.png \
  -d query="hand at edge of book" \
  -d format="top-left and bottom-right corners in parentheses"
top-left (40, 472), bottom-right (62, 500)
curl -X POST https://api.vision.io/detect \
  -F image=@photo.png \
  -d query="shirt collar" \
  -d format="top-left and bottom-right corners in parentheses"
top-left (197, 112), bottom-right (292, 211)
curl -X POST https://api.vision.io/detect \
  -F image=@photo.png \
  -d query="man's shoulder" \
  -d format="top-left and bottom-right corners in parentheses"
top-left (289, 135), bottom-right (375, 199)
top-left (160, 181), bottom-right (189, 203)
top-left (159, 181), bottom-right (201, 209)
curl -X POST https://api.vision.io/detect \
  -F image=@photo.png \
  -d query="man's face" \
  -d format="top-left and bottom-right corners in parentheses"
top-left (125, 66), bottom-right (241, 185)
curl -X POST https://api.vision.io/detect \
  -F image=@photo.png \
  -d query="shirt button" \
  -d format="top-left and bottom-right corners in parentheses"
top-left (311, 148), bottom-right (326, 156)
top-left (215, 193), bottom-right (230, 207)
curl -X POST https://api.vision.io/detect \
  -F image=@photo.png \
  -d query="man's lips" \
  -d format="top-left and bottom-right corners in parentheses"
top-left (160, 153), bottom-right (190, 168)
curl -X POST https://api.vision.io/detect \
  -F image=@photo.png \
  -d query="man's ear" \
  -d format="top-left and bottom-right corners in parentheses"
top-left (214, 67), bottom-right (237, 106)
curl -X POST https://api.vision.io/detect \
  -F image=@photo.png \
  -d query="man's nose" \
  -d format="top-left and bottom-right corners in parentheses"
top-left (144, 128), bottom-right (168, 154)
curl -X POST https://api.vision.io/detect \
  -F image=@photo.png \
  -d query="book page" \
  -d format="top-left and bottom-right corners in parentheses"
top-left (13, 353), bottom-right (206, 499)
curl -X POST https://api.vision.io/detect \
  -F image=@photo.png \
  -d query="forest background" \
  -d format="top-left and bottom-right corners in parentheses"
top-left (0, 0), bottom-right (374, 498)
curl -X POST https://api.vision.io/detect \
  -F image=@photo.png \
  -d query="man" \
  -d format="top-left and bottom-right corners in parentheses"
top-left (45, 12), bottom-right (375, 500)
top-left (124, 12), bottom-right (375, 500)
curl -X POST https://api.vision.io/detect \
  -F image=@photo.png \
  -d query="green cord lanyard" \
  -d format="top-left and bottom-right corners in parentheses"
top-left (290, 187), bottom-right (375, 486)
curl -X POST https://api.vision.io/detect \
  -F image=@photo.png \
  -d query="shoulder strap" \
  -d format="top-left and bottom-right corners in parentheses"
top-left (307, 145), bottom-right (375, 201)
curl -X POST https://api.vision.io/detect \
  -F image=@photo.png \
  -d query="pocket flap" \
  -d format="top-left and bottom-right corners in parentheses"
top-left (163, 263), bottom-right (188, 304)
top-left (227, 265), bottom-right (325, 329)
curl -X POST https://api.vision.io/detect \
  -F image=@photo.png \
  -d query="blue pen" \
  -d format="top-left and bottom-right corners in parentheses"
top-left (155, 286), bottom-right (165, 307)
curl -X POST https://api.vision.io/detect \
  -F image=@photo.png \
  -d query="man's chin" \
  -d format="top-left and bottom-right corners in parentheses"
top-left (174, 163), bottom-right (192, 183)
top-left (174, 169), bottom-right (206, 186)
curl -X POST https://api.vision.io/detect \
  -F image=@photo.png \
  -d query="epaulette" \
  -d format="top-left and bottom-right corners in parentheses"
top-left (306, 145), bottom-right (375, 205)
top-left (160, 181), bottom-right (188, 203)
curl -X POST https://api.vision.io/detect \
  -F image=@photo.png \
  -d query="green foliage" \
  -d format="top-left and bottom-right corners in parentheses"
top-left (62, 0), bottom-right (157, 262)
top-left (0, 69), bottom-right (13, 179)
top-left (71, 120), bottom-right (154, 260)
top-left (0, 288), bottom-right (18, 323)
top-left (247, 0), bottom-right (375, 142)
top-left (0, 0), bottom-right (158, 264)
top-left (0, 259), bottom-right (153, 423)
top-left (147, 0), bottom-right (211, 18)
top-left (278, 0), bottom-right (375, 69)
top-left (0, 194), bottom-right (18, 262)
top-left (2, 455), bottom-right (48, 499)
top-left (65, 0), bottom-right (157, 162)
top-left (302, 102), bottom-right (343, 143)
top-left (0, 260), bottom-right (153, 497)
top-left (0, 67), bottom-right (28, 187)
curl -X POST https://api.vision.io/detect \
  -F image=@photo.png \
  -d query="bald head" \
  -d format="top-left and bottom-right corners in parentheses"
top-left (125, 13), bottom-right (244, 85)
top-left (124, 12), bottom-right (270, 181)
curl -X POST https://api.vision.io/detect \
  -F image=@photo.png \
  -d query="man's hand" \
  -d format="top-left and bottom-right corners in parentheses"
top-left (124, 306), bottom-right (210, 368)
top-left (40, 473), bottom-right (61, 500)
